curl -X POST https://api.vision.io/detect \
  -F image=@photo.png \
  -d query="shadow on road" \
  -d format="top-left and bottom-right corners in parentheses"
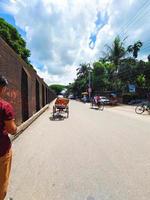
top-left (90, 107), bottom-right (104, 111)
top-left (49, 114), bottom-right (68, 121)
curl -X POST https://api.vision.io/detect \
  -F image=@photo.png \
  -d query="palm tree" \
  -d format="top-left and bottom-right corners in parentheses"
top-left (99, 57), bottom-right (108, 63)
top-left (104, 36), bottom-right (126, 70)
top-left (76, 63), bottom-right (92, 96)
top-left (76, 63), bottom-right (89, 78)
top-left (127, 41), bottom-right (143, 59)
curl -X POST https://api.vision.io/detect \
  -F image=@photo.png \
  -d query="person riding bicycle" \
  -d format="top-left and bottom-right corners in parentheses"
top-left (94, 95), bottom-right (100, 104)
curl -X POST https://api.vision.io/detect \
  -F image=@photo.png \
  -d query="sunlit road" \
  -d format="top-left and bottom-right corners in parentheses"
top-left (7, 101), bottom-right (150, 200)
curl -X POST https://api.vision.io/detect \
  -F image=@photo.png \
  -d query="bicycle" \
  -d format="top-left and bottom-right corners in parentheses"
top-left (91, 99), bottom-right (104, 111)
top-left (135, 102), bottom-right (150, 114)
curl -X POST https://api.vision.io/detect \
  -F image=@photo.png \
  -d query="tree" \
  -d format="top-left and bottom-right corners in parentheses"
top-left (127, 41), bottom-right (143, 59)
top-left (92, 62), bottom-right (107, 93)
top-left (148, 55), bottom-right (150, 62)
top-left (0, 18), bottom-right (31, 64)
top-left (136, 74), bottom-right (145, 87)
top-left (49, 84), bottom-right (66, 95)
top-left (118, 58), bottom-right (136, 82)
top-left (104, 36), bottom-right (126, 69)
top-left (76, 63), bottom-right (89, 78)
top-left (69, 36), bottom-right (150, 98)
top-left (103, 36), bottom-right (127, 92)
top-left (76, 63), bottom-right (90, 94)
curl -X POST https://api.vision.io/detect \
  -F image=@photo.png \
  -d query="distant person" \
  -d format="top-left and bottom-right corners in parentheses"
top-left (0, 75), bottom-right (17, 200)
top-left (94, 95), bottom-right (100, 104)
top-left (83, 95), bottom-right (87, 103)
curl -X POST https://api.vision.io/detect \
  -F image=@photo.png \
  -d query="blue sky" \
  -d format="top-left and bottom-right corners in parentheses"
top-left (0, 0), bottom-right (150, 85)
top-left (0, 1), bottom-right (26, 37)
top-left (89, 11), bottom-right (109, 49)
top-left (0, 12), bottom-right (26, 37)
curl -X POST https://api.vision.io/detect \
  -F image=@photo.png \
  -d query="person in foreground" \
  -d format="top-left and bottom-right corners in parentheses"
top-left (0, 75), bottom-right (17, 200)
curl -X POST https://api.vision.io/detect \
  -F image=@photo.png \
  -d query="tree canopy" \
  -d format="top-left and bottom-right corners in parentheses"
top-left (104, 36), bottom-right (126, 67)
top-left (68, 36), bottom-right (150, 100)
top-left (49, 84), bottom-right (66, 95)
top-left (127, 41), bottom-right (143, 58)
top-left (0, 18), bottom-right (31, 64)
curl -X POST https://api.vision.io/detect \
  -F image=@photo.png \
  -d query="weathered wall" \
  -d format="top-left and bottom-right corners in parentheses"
top-left (0, 37), bottom-right (56, 125)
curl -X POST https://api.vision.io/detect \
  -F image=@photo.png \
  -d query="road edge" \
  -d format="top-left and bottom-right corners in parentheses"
top-left (11, 104), bottom-right (50, 141)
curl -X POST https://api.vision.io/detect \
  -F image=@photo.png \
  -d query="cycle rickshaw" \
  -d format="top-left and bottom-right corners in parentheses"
top-left (53, 97), bottom-right (69, 118)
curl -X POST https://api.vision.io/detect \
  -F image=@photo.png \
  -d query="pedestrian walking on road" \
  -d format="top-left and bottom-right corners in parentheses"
top-left (0, 75), bottom-right (17, 200)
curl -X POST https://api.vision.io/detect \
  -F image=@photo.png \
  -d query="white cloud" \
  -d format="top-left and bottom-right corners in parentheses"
top-left (35, 64), bottom-right (76, 85)
top-left (92, 0), bottom-right (150, 60)
top-left (3, 0), bottom-right (150, 84)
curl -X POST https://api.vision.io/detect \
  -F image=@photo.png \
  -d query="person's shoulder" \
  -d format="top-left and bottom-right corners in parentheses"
top-left (0, 99), bottom-right (11, 106)
top-left (0, 99), bottom-right (13, 110)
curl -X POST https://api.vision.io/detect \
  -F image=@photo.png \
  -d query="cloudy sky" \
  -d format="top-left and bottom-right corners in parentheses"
top-left (0, 0), bottom-right (150, 85)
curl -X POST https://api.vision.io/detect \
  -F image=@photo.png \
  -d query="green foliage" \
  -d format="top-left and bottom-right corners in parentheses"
top-left (104, 36), bottom-right (126, 67)
top-left (92, 62), bottom-right (107, 92)
top-left (127, 41), bottom-right (143, 58)
top-left (71, 63), bottom-right (90, 96)
top-left (136, 74), bottom-right (145, 87)
top-left (70, 77), bottom-right (87, 97)
top-left (0, 18), bottom-right (31, 63)
top-left (77, 63), bottom-right (89, 78)
top-left (68, 36), bottom-right (150, 98)
top-left (49, 84), bottom-right (66, 95)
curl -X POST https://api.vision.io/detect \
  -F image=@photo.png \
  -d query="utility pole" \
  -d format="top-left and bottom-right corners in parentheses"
top-left (88, 63), bottom-right (92, 101)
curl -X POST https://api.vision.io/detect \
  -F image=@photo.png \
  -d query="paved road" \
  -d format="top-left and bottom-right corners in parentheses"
top-left (7, 101), bottom-right (150, 200)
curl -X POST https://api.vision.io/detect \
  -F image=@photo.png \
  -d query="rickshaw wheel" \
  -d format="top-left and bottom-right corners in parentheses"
top-left (53, 106), bottom-right (56, 118)
top-left (66, 106), bottom-right (69, 118)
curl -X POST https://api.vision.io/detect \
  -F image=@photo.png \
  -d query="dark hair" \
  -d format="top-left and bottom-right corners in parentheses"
top-left (0, 75), bottom-right (8, 87)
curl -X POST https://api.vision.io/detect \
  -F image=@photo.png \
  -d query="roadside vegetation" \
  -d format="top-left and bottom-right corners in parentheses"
top-left (68, 36), bottom-right (150, 103)
top-left (0, 18), bottom-right (31, 65)
top-left (49, 84), bottom-right (66, 95)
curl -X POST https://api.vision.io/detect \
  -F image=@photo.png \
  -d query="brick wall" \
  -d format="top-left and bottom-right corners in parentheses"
top-left (0, 37), bottom-right (56, 125)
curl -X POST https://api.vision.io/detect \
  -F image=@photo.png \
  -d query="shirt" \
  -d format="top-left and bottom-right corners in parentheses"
top-left (0, 99), bottom-right (15, 157)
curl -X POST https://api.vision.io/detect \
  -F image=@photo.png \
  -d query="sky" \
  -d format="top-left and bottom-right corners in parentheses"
top-left (0, 0), bottom-right (150, 85)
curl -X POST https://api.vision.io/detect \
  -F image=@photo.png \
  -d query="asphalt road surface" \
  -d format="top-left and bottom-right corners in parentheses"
top-left (7, 101), bottom-right (150, 200)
